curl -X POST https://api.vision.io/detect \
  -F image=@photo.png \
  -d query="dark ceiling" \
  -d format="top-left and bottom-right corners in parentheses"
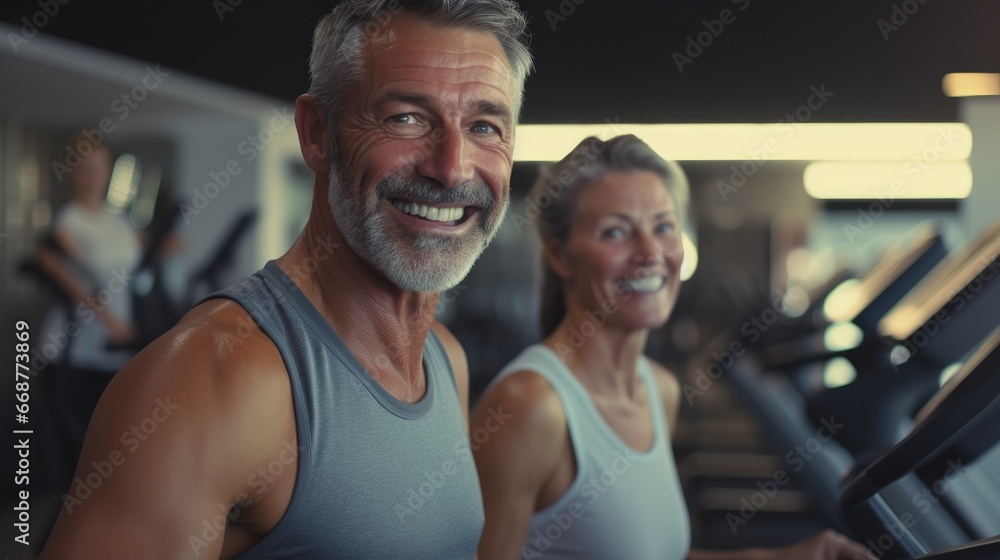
top-left (2, 1), bottom-right (998, 124)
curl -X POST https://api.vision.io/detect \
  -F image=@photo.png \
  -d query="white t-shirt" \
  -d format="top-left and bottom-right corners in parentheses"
top-left (42, 202), bottom-right (142, 372)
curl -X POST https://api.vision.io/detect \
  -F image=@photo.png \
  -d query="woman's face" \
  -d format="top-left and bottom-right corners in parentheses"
top-left (556, 170), bottom-right (684, 331)
top-left (70, 147), bottom-right (112, 205)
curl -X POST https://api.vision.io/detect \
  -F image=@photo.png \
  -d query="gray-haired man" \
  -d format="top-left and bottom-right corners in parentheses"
top-left (41, 1), bottom-right (531, 558)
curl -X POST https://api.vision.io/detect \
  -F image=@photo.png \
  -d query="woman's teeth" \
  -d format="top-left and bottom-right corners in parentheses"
top-left (392, 200), bottom-right (465, 223)
top-left (621, 276), bottom-right (665, 292)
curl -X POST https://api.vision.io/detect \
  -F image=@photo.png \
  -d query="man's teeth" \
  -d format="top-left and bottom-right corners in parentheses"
top-left (622, 276), bottom-right (665, 292)
top-left (392, 200), bottom-right (465, 223)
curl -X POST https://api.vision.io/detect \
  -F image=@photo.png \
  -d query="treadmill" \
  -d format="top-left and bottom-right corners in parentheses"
top-left (806, 219), bottom-right (1000, 459)
top-left (758, 221), bottom-right (947, 375)
top-left (839, 324), bottom-right (1000, 559)
top-left (879, 219), bottom-right (1000, 372)
top-left (724, 220), bottom-right (999, 529)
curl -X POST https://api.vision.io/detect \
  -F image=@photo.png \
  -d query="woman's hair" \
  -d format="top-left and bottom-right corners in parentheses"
top-left (530, 134), bottom-right (689, 337)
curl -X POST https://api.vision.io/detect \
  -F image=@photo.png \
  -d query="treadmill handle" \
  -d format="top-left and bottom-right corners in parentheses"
top-left (839, 326), bottom-right (1000, 514)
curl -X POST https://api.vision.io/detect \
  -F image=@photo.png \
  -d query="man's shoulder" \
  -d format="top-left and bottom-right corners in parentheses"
top-left (114, 298), bottom-right (289, 421)
top-left (174, 297), bottom-right (278, 361)
top-left (42, 297), bottom-right (296, 556)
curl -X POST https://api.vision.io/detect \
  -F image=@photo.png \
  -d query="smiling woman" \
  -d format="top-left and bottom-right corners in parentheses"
top-left (471, 135), bottom-right (693, 560)
top-left (470, 134), bottom-right (877, 560)
top-left (530, 135), bottom-right (687, 337)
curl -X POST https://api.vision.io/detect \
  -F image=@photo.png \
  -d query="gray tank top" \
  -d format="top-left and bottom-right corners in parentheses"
top-left (489, 345), bottom-right (690, 560)
top-left (208, 261), bottom-right (483, 559)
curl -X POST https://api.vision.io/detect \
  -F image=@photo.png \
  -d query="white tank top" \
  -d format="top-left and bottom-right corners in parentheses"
top-left (489, 344), bottom-right (691, 560)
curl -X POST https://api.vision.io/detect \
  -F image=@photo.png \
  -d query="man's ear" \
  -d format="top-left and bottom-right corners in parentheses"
top-left (295, 94), bottom-right (332, 176)
top-left (542, 235), bottom-right (572, 280)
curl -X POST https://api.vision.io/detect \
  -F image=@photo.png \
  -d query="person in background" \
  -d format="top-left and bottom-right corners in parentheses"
top-left (472, 135), bottom-right (875, 560)
top-left (38, 136), bottom-right (141, 371)
top-left (35, 137), bottom-right (143, 465)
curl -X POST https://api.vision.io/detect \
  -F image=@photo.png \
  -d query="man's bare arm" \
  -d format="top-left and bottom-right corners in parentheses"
top-left (41, 301), bottom-right (295, 560)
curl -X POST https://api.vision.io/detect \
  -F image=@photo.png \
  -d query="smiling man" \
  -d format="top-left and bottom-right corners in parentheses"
top-left (40, 1), bottom-right (531, 559)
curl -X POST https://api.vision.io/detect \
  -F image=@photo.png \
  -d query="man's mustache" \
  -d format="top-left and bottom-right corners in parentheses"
top-left (376, 175), bottom-right (494, 210)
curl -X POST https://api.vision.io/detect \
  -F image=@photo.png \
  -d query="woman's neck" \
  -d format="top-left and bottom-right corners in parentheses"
top-left (544, 305), bottom-right (649, 401)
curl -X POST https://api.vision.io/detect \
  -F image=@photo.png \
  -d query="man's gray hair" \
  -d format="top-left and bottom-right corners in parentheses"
top-left (308, 0), bottom-right (532, 153)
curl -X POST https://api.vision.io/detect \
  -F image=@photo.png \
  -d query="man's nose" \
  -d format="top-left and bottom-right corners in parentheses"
top-left (414, 127), bottom-right (475, 189)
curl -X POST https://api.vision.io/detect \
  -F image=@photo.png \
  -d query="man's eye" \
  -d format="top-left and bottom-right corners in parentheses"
top-left (471, 122), bottom-right (496, 135)
top-left (389, 114), bottom-right (418, 125)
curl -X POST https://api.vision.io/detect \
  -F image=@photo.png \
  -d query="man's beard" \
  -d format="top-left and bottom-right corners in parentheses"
top-left (327, 164), bottom-right (508, 292)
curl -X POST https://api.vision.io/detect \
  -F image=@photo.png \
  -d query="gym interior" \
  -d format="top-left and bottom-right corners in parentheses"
top-left (2, 2), bottom-right (999, 558)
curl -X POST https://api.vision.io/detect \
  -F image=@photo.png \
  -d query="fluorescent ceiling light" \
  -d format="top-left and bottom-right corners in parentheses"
top-left (943, 73), bottom-right (1000, 97)
top-left (513, 123), bottom-right (972, 162)
top-left (803, 161), bottom-right (972, 199)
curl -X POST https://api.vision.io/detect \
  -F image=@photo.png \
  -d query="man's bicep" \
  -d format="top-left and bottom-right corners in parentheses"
top-left (42, 361), bottom-right (233, 559)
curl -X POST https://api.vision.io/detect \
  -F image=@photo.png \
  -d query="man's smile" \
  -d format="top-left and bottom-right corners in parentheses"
top-left (390, 199), bottom-right (471, 224)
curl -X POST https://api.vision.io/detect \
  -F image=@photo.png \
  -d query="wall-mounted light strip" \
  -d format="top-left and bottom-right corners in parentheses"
top-left (803, 161), bottom-right (973, 200)
top-left (513, 123), bottom-right (972, 162)
top-left (943, 73), bottom-right (1000, 97)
